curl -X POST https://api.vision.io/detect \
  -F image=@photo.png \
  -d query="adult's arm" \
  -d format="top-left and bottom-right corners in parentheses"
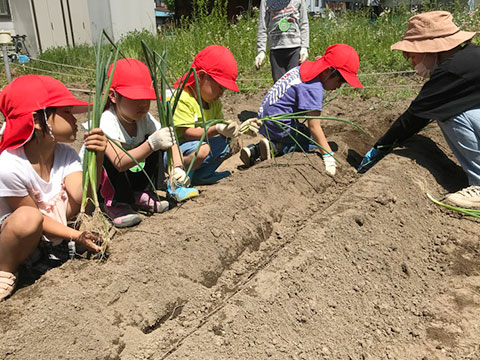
top-left (374, 110), bottom-right (431, 148)
top-left (257, 0), bottom-right (268, 53)
top-left (299, 0), bottom-right (309, 49)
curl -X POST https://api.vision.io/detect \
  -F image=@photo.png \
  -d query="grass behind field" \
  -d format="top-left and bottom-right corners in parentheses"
top-left (6, 3), bottom-right (480, 98)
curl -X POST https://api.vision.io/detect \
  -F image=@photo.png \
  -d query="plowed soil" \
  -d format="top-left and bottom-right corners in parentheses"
top-left (1, 87), bottom-right (480, 360)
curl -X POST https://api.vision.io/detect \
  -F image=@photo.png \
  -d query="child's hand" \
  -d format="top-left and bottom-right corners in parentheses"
top-left (76, 231), bottom-right (103, 253)
top-left (84, 128), bottom-right (107, 153)
top-left (322, 153), bottom-right (337, 176)
top-left (240, 118), bottom-right (262, 136)
top-left (171, 167), bottom-right (191, 186)
top-left (216, 121), bottom-right (239, 138)
top-left (148, 127), bottom-right (176, 151)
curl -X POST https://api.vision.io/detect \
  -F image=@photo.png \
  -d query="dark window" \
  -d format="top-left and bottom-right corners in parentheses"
top-left (0, 0), bottom-right (11, 21)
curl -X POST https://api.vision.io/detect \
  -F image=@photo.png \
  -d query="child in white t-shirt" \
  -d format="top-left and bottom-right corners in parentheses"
top-left (96, 58), bottom-right (199, 228)
top-left (0, 75), bottom-right (107, 301)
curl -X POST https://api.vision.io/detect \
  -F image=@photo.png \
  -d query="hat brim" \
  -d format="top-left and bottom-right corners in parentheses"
top-left (391, 30), bottom-right (476, 53)
top-left (299, 58), bottom-right (330, 83)
top-left (115, 87), bottom-right (157, 100)
top-left (48, 98), bottom-right (93, 114)
top-left (211, 74), bottom-right (239, 92)
top-left (338, 69), bottom-right (363, 88)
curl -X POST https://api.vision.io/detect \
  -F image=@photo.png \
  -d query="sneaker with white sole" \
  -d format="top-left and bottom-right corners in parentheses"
top-left (240, 143), bottom-right (260, 167)
top-left (167, 184), bottom-right (199, 202)
top-left (103, 202), bottom-right (142, 228)
top-left (444, 185), bottom-right (480, 209)
top-left (134, 191), bottom-right (170, 213)
top-left (259, 138), bottom-right (273, 161)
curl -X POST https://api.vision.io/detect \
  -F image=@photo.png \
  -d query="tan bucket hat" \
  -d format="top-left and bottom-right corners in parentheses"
top-left (391, 11), bottom-right (476, 53)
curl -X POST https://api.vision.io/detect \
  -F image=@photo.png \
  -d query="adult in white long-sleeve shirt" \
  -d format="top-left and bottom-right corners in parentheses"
top-left (255, 0), bottom-right (310, 82)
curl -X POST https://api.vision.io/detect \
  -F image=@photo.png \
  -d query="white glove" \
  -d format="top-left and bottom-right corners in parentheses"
top-left (240, 118), bottom-right (262, 136)
top-left (322, 153), bottom-right (337, 176)
top-left (147, 126), bottom-right (176, 151)
top-left (255, 51), bottom-right (265, 70)
top-left (171, 167), bottom-right (191, 186)
top-left (216, 121), bottom-right (239, 138)
top-left (299, 48), bottom-right (308, 63)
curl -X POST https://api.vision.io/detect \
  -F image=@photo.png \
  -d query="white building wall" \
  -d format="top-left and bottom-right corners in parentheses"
top-left (9, 0), bottom-right (38, 55)
top-left (63, 0), bottom-right (92, 46)
top-left (32, 0), bottom-right (68, 50)
top-left (87, 0), bottom-right (112, 43)
top-left (108, 0), bottom-right (156, 41)
top-left (306, 0), bottom-right (326, 12)
top-left (1, 0), bottom-right (156, 55)
top-left (0, 20), bottom-right (14, 32)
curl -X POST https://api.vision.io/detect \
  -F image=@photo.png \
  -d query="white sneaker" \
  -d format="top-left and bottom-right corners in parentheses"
top-left (258, 138), bottom-right (272, 161)
top-left (444, 185), bottom-right (480, 209)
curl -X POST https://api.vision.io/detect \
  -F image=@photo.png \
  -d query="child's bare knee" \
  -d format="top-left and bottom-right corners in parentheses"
top-left (197, 144), bottom-right (211, 160)
top-left (11, 207), bottom-right (43, 238)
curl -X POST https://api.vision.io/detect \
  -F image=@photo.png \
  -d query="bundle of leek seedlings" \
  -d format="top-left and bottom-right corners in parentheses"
top-left (427, 194), bottom-right (480, 219)
top-left (140, 41), bottom-right (230, 184)
top-left (78, 31), bottom-right (119, 257)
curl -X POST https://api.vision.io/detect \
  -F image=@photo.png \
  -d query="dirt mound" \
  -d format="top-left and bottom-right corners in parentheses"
top-left (1, 91), bottom-right (480, 360)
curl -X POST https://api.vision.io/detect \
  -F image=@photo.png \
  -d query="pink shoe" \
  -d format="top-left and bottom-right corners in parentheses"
top-left (103, 203), bottom-right (141, 228)
top-left (134, 192), bottom-right (170, 213)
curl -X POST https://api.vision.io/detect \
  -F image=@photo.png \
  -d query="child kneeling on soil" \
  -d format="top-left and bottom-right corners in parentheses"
top-left (90, 59), bottom-right (199, 228)
top-left (240, 44), bottom-right (363, 175)
top-left (0, 75), bottom-right (106, 301)
top-left (171, 45), bottom-right (241, 185)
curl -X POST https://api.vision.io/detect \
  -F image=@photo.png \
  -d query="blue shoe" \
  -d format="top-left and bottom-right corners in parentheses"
top-left (192, 171), bottom-right (231, 185)
top-left (167, 184), bottom-right (199, 202)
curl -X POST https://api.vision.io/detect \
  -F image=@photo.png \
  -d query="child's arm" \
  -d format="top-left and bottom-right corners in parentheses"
top-left (182, 126), bottom-right (221, 141)
top-left (306, 111), bottom-right (333, 154)
top-left (306, 111), bottom-right (337, 175)
top-left (105, 140), bottom-right (153, 172)
top-left (182, 122), bottom-right (239, 141)
top-left (170, 143), bottom-right (183, 168)
top-left (4, 196), bottom-right (101, 252)
top-left (65, 128), bottom-right (107, 216)
top-left (105, 127), bottom-right (175, 172)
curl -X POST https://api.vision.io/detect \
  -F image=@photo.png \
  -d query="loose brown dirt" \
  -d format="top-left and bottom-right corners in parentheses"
top-left (1, 87), bottom-right (480, 360)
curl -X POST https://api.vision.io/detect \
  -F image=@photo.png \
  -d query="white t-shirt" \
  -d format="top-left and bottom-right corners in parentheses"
top-left (82, 110), bottom-right (161, 151)
top-left (0, 144), bottom-right (82, 219)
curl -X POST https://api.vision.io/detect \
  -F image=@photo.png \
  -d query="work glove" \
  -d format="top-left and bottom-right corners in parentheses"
top-left (240, 118), bottom-right (262, 136)
top-left (357, 146), bottom-right (390, 173)
top-left (171, 167), bottom-right (191, 186)
top-left (322, 153), bottom-right (337, 176)
top-left (216, 121), bottom-right (240, 138)
top-left (147, 126), bottom-right (176, 151)
top-left (299, 47), bottom-right (309, 63)
top-left (255, 50), bottom-right (266, 70)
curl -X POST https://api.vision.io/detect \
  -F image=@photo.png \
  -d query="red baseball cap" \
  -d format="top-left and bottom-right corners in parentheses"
top-left (0, 75), bottom-right (90, 153)
top-left (174, 45), bottom-right (239, 92)
top-left (300, 44), bottom-right (363, 88)
top-left (108, 58), bottom-right (156, 100)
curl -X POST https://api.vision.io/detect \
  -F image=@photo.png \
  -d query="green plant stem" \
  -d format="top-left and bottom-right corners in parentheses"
top-left (427, 194), bottom-right (480, 219)
top-left (105, 136), bottom-right (161, 199)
